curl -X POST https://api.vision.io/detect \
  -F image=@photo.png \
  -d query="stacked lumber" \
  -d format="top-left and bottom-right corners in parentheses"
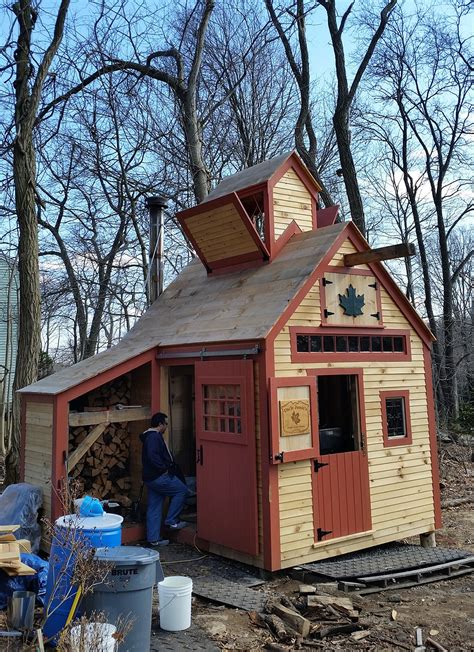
top-left (0, 527), bottom-right (35, 577)
top-left (68, 375), bottom-right (133, 503)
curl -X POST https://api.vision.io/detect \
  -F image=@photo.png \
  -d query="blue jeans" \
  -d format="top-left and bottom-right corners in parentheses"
top-left (145, 474), bottom-right (189, 542)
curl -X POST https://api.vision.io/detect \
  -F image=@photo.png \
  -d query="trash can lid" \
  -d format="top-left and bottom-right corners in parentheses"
top-left (94, 546), bottom-right (160, 566)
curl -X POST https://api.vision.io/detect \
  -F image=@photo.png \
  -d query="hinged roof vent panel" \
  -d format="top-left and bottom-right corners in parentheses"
top-left (177, 193), bottom-right (270, 272)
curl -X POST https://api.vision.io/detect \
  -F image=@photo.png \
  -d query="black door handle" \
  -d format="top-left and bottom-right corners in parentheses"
top-left (196, 444), bottom-right (204, 465)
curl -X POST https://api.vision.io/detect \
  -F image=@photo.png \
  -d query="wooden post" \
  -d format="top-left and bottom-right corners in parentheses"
top-left (344, 243), bottom-right (416, 267)
top-left (420, 531), bottom-right (436, 548)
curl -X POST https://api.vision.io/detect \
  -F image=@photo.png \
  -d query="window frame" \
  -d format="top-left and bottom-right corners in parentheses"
top-left (269, 377), bottom-right (319, 463)
top-left (380, 390), bottom-right (413, 447)
top-left (290, 327), bottom-right (411, 363)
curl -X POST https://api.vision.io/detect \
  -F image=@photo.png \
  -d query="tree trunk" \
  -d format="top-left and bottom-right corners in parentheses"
top-left (10, 134), bottom-right (41, 482)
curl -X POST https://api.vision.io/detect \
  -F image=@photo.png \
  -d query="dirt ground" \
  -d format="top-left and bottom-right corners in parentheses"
top-left (193, 442), bottom-right (473, 651)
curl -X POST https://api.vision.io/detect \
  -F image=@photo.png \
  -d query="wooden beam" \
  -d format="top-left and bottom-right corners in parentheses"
top-left (66, 422), bottom-right (107, 472)
top-left (344, 243), bottom-right (416, 267)
top-left (69, 406), bottom-right (151, 427)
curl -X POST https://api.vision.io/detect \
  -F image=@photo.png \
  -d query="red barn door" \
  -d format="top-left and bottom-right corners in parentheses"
top-left (195, 360), bottom-right (259, 556)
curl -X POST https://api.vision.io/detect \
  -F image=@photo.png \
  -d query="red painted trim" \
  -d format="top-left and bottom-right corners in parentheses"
top-left (317, 206), bottom-right (339, 228)
top-left (53, 395), bottom-right (69, 520)
top-left (327, 265), bottom-right (373, 275)
top-left (423, 344), bottom-right (442, 528)
top-left (305, 367), bottom-right (368, 453)
top-left (263, 183), bottom-right (273, 256)
top-left (209, 251), bottom-right (266, 270)
top-left (267, 224), bottom-right (351, 341)
top-left (177, 192), bottom-right (270, 273)
top-left (289, 327), bottom-right (412, 363)
top-left (61, 349), bottom-right (156, 403)
top-left (236, 182), bottom-right (267, 199)
top-left (261, 334), bottom-right (281, 570)
top-left (151, 358), bottom-right (160, 414)
top-left (268, 152), bottom-right (322, 199)
top-left (210, 258), bottom-right (267, 276)
top-left (272, 220), bottom-right (302, 258)
top-left (344, 225), bottom-right (434, 345)
top-left (380, 390), bottom-right (413, 447)
top-left (268, 376), bottom-right (319, 464)
top-left (320, 268), bottom-right (383, 328)
top-left (311, 196), bottom-right (318, 230)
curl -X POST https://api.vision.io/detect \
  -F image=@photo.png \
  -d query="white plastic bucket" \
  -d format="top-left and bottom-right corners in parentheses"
top-left (70, 623), bottom-right (117, 651)
top-left (158, 576), bottom-right (193, 631)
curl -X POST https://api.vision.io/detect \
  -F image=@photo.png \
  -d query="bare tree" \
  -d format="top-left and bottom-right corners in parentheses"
top-left (265, 0), bottom-right (334, 207)
top-left (364, 4), bottom-right (473, 419)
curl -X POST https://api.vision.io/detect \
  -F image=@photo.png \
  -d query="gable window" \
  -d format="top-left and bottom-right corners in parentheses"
top-left (380, 390), bottom-right (412, 447)
top-left (291, 328), bottom-right (411, 362)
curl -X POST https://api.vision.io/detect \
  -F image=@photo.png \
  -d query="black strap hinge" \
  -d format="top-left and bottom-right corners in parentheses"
top-left (322, 277), bottom-right (333, 286)
top-left (370, 312), bottom-right (380, 320)
top-left (317, 527), bottom-right (333, 541)
top-left (368, 282), bottom-right (378, 289)
top-left (313, 459), bottom-right (329, 472)
top-left (324, 309), bottom-right (335, 318)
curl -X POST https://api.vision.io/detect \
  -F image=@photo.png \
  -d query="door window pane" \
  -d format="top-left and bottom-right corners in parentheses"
top-left (203, 384), bottom-right (242, 434)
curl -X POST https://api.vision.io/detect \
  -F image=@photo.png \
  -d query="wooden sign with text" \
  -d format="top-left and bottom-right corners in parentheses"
top-left (280, 399), bottom-right (311, 437)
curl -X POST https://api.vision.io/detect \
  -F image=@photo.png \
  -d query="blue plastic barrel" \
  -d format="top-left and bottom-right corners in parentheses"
top-left (43, 513), bottom-right (123, 643)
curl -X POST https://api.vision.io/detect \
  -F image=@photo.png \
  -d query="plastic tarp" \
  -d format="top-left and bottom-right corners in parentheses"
top-left (0, 553), bottom-right (49, 610)
top-left (0, 483), bottom-right (43, 553)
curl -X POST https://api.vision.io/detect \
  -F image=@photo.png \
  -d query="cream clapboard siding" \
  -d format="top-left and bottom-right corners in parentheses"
top-left (274, 238), bottom-right (434, 568)
top-left (24, 401), bottom-right (53, 519)
top-left (272, 169), bottom-right (313, 238)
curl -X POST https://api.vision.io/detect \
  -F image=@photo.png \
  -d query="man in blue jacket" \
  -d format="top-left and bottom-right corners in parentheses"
top-left (140, 412), bottom-right (189, 546)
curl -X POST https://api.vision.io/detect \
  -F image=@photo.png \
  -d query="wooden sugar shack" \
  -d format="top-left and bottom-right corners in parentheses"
top-left (19, 151), bottom-right (441, 570)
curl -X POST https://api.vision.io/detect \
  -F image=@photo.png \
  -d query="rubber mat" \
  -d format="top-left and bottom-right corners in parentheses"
top-left (298, 544), bottom-right (473, 579)
top-left (192, 576), bottom-right (268, 612)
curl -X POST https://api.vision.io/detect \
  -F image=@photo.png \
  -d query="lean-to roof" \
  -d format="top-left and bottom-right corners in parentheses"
top-left (19, 223), bottom-right (346, 396)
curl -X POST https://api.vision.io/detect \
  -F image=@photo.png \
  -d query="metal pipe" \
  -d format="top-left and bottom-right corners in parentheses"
top-left (145, 196), bottom-right (168, 304)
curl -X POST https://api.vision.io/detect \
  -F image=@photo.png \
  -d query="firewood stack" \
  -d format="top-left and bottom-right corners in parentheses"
top-left (68, 375), bottom-right (133, 505)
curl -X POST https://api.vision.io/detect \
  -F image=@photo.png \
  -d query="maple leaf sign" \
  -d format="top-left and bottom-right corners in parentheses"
top-left (339, 284), bottom-right (365, 317)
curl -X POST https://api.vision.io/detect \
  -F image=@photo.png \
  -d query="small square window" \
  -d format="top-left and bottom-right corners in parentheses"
top-left (310, 336), bottom-right (322, 352)
top-left (371, 336), bottom-right (381, 351)
top-left (383, 337), bottom-right (394, 352)
top-left (323, 336), bottom-right (335, 352)
top-left (336, 336), bottom-right (347, 352)
top-left (297, 335), bottom-right (309, 352)
top-left (394, 337), bottom-right (404, 352)
top-left (348, 336), bottom-right (359, 352)
top-left (360, 337), bottom-right (370, 351)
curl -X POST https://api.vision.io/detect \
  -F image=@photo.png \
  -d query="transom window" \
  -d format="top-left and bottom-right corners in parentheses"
top-left (203, 384), bottom-right (242, 434)
top-left (296, 333), bottom-right (406, 354)
top-left (381, 390), bottom-right (412, 447)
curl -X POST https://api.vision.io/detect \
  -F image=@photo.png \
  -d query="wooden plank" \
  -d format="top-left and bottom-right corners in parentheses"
top-left (69, 406), bottom-right (151, 427)
top-left (67, 422), bottom-right (107, 471)
top-left (344, 243), bottom-right (416, 267)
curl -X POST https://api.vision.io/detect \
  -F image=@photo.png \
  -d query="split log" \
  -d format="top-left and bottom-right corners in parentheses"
top-left (268, 603), bottom-right (311, 638)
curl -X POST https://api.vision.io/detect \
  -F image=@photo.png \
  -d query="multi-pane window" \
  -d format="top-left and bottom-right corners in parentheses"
top-left (203, 384), bottom-right (242, 434)
top-left (385, 397), bottom-right (407, 438)
top-left (296, 333), bottom-right (406, 355)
